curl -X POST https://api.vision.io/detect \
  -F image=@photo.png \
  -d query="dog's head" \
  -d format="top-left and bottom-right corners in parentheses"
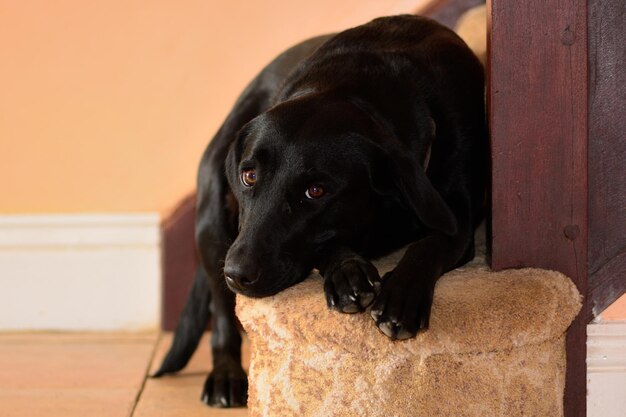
top-left (223, 93), bottom-right (456, 297)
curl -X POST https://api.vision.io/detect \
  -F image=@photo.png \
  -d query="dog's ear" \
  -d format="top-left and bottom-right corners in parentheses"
top-left (366, 135), bottom-right (458, 237)
top-left (390, 153), bottom-right (458, 236)
top-left (348, 96), bottom-right (457, 236)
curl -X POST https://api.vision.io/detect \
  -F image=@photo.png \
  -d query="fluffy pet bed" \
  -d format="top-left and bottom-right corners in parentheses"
top-left (236, 251), bottom-right (581, 417)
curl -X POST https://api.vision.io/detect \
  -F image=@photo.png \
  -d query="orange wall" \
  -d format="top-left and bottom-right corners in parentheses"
top-left (2, 0), bottom-right (624, 320)
top-left (601, 294), bottom-right (626, 321)
top-left (0, 0), bottom-right (425, 215)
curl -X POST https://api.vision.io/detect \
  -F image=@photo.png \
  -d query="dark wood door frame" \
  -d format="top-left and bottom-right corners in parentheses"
top-left (489, 1), bottom-right (625, 416)
top-left (161, 194), bottom-right (198, 331)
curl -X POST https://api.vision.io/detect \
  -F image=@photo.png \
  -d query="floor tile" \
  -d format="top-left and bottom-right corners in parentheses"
top-left (0, 389), bottom-right (136, 417)
top-left (0, 332), bottom-right (157, 417)
top-left (0, 333), bottom-right (156, 390)
top-left (0, 331), bottom-right (249, 417)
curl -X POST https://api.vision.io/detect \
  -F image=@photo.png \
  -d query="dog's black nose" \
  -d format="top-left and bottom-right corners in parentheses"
top-left (224, 265), bottom-right (259, 291)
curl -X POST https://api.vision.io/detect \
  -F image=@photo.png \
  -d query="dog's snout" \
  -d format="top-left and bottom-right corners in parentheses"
top-left (224, 264), bottom-right (259, 292)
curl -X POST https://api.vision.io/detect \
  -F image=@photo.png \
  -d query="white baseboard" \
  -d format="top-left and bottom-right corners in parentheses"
top-left (0, 213), bottom-right (161, 331)
top-left (587, 322), bottom-right (626, 417)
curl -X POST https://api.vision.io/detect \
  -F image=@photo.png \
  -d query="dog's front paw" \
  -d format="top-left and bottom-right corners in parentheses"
top-left (370, 271), bottom-right (435, 340)
top-left (201, 361), bottom-right (248, 408)
top-left (323, 257), bottom-right (381, 313)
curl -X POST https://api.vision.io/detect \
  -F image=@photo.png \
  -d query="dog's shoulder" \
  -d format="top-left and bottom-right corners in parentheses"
top-left (275, 15), bottom-right (480, 103)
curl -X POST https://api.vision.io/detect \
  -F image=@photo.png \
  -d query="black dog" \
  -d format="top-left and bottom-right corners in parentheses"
top-left (153, 15), bottom-right (486, 408)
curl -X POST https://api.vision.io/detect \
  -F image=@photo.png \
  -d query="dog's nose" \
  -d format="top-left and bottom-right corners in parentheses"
top-left (224, 265), bottom-right (259, 291)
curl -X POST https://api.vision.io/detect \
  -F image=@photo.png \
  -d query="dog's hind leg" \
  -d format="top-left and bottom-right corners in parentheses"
top-left (153, 231), bottom-right (246, 408)
top-left (152, 265), bottom-right (211, 377)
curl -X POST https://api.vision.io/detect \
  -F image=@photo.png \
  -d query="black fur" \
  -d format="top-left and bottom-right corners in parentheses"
top-left (151, 266), bottom-right (210, 378)
top-left (154, 15), bottom-right (487, 408)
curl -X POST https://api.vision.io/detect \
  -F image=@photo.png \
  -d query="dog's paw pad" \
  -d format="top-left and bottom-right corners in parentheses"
top-left (324, 257), bottom-right (380, 314)
top-left (202, 365), bottom-right (248, 408)
top-left (370, 272), bottom-right (434, 340)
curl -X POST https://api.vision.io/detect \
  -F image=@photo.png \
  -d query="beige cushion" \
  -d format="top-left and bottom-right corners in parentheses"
top-left (236, 253), bottom-right (581, 417)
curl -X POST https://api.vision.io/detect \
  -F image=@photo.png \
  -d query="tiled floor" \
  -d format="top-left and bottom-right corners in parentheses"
top-left (0, 332), bottom-right (249, 417)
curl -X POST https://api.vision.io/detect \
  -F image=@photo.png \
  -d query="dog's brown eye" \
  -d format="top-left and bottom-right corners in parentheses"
top-left (241, 169), bottom-right (257, 187)
top-left (305, 184), bottom-right (325, 199)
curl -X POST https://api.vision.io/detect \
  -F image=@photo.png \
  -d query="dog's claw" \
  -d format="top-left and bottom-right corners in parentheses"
top-left (397, 326), bottom-right (415, 340)
top-left (329, 298), bottom-right (336, 308)
top-left (341, 303), bottom-right (361, 313)
top-left (375, 316), bottom-right (419, 340)
top-left (378, 321), bottom-right (398, 339)
top-left (359, 291), bottom-right (375, 307)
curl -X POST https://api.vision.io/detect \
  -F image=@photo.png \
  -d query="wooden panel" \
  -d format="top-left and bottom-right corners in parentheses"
top-left (488, 1), bottom-right (588, 416)
top-left (588, 252), bottom-right (626, 321)
top-left (588, 0), bottom-right (626, 319)
top-left (161, 194), bottom-right (199, 331)
top-left (489, 0), bottom-right (588, 283)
